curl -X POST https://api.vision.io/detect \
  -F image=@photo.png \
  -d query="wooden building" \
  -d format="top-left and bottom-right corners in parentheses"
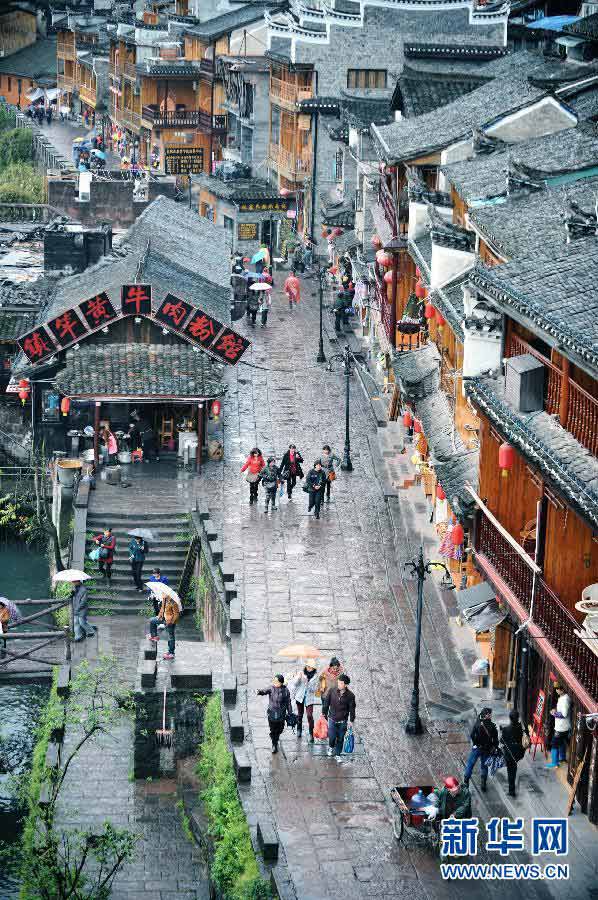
top-left (0, 35), bottom-right (57, 108)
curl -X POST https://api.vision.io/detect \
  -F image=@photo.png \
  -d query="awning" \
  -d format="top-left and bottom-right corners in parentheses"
top-left (45, 88), bottom-right (60, 102)
top-left (26, 88), bottom-right (45, 102)
top-left (391, 343), bottom-right (440, 401)
top-left (456, 581), bottom-right (506, 632)
top-left (554, 35), bottom-right (585, 47)
top-left (526, 15), bottom-right (580, 30)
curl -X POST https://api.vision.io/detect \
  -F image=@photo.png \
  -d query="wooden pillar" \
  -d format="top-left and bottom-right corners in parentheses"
top-left (93, 401), bottom-right (100, 467)
top-left (196, 402), bottom-right (203, 473)
top-left (587, 728), bottom-right (598, 826)
top-left (559, 356), bottom-right (570, 428)
top-left (390, 251), bottom-right (398, 350)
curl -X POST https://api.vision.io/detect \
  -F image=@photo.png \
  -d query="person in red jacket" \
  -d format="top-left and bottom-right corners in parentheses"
top-left (94, 527), bottom-right (116, 580)
top-left (284, 271), bottom-right (301, 309)
top-left (240, 447), bottom-right (265, 505)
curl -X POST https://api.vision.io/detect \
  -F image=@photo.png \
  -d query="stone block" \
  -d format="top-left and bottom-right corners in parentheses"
top-left (39, 782), bottom-right (51, 808)
top-left (204, 521), bottom-right (218, 541)
top-left (56, 664), bottom-right (71, 697)
top-left (140, 660), bottom-right (157, 688)
top-left (233, 748), bottom-right (251, 783)
top-left (219, 563), bottom-right (235, 583)
top-left (229, 599), bottom-right (242, 634)
top-left (50, 705), bottom-right (66, 744)
top-left (224, 581), bottom-right (238, 603)
top-left (45, 741), bottom-right (61, 771)
top-left (222, 673), bottom-right (237, 704)
top-left (171, 670), bottom-right (212, 691)
top-left (257, 820), bottom-right (279, 862)
top-left (209, 539), bottom-right (223, 564)
top-left (196, 502), bottom-right (210, 522)
top-left (144, 644), bottom-right (157, 660)
top-left (228, 709), bottom-right (244, 743)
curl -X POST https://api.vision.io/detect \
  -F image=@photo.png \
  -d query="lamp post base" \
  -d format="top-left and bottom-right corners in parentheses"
top-left (341, 453), bottom-right (353, 472)
top-left (316, 340), bottom-right (326, 364)
top-left (405, 712), bottom-right (423, 735)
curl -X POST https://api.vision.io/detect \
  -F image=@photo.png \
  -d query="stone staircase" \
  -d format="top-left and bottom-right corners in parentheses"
top-left (86, 510), bottom-right (191, 615)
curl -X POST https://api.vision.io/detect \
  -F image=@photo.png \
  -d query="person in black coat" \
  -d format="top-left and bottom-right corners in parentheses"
top-left (258, 674), bottom-right (292, 753)
top-left (501, 709), bottom-right (525, 797)
top-left (280, 444), bottom-right (304, 500)
top-left (464, 707), bottom-right (499, 792)
top-left (305, 461), bottom-right (327, 520)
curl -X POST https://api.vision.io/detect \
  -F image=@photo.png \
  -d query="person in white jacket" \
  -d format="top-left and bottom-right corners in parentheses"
top-left (291, 659), bottom-right (319, 742)
top-left (547, 683), bottom-right (571, 769)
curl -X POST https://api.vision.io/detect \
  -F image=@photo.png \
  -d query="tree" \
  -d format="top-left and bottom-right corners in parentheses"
top-left (20, 657), bottom-right (138, 900)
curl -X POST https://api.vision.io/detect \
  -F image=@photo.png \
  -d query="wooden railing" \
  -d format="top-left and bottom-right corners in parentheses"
top-left (57, 40), bottom-right (76, 60)
top-left (123, 61), bottom-right (138, 80)
top-left (378, 179), bottom-right (398, 238)
top-left (269, 143), bottom-right (312, 177)
top-left (120, 107), bottom-right (141, 131)
top-left (141, 108), bottom-right (226, 132)
top-left (477, 514), bottom-right (598, 701)
top-left (506, 333), bottom-right (598, 456)
top-left (79, 84), bottom-right (96, 106)
top-left (270, 77), bottom-right (313, 107)
top-left (57, 74), bottom-right (74, 92)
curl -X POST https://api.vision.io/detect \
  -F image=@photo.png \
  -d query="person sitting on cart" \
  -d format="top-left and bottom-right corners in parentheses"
top-left (434, 776), bottom-right (471, 823)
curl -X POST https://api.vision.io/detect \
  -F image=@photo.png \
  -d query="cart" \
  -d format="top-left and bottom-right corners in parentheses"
top-left (390, 785), bottom-right (440, 854)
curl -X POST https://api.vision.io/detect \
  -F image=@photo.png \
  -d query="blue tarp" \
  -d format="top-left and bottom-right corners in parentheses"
top-left (526, 15), bottom-right (580, 31)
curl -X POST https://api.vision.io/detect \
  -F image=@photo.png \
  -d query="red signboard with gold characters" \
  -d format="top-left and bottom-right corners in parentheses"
top-left (17, 288), bottom-right (251, 367)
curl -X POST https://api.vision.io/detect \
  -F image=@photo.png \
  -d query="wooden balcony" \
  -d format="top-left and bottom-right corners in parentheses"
top-left (141, 107), bottom-right (226, 132)
top-left (123, 61), bottom-right (138, 80)
top-left (112, 105), bottom-right (141, 132)
top-left (270, 76), bottom-right (313, 109)
top-left (57, 40), bottom-right (76, 61)
top-left (57, 74), bottom-right (74, 92)
top-left (268, 143), bottom-right (312, 179)
top-left (200, 58), bottom-right (215, 75)
top-left (506, 333), bottom-right (598, 457)
top-left (79, 84), bottom-right (96, 107)
top-left (476, 514), bottom-right (598, 701)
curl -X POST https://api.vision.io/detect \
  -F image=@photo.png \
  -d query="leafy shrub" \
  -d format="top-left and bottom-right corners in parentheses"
top-left (0, 128), bottom-right (33, 167)
top-left (197, 695), bottom-right (270, 900)
top-left (0, 162), bottom-right (44, 203)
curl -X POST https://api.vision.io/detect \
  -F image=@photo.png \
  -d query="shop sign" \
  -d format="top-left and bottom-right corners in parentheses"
top-left (79, 292), bottom-right (118, 330)
top-left (210, 328), bottom-right (250, 364)
top-left (184, 309), bottom-right (225, 348)
top-left (47, 309), bottom-right (88, 347)
top-left (238, 199), bottom-right (290, 212)
top-left (18, 326), bottom-right (56, 364)
top-left (237, 222), bottom-right (258, 241)
top-left (121, 284), bottom-right (152, 316)
top-left (164, 146), bottom-right (204, 175)
top-left (155, 294), bottom-right (194, 329)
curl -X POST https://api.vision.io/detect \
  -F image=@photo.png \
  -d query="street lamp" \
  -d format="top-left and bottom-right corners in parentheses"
top-left (326, 344), bottom-right (365, 472)
top-left (316, 266), bottom-right (326, 364)
top-left (404, 548), bottom-right (453, 735)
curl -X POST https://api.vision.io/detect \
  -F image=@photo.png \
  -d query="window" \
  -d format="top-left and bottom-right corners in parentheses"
top-left (223, 214), bottom-right (234, 234)
top-left (347, 69), bottom-right (387, 89)
top-left (334, 149), bottom-right (343, 183)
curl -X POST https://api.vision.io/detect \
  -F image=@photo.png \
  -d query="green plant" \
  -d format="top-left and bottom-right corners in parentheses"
top-left (177, 799), bottom-right (194, 843)
top-left (52, 582), bottom-right (72, 629)
top-left (0, 162), bottom-right (44, 203)
top-left (197, 695), bottom-right (270, 900)
top-left (0, 127), bottom-right (33, 167)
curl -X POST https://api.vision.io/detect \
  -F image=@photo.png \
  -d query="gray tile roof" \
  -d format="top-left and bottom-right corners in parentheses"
top-left (392, 342), bottom-right (440, 401)
top-left (442, 124), bottom-right (598, 203)
top-left (563, 11), bottom-right (598, 39)
top-left (394, 67), bottom-right (489, 118)
top-left (434, 451), bottom-right (480, 520)
top-left (427, 275), bottom-right (467, 341)
top-left (0, 309), bottom-right (36, 342)
top-left (196, 174), bottom-right (281, 202)
top-left (408, 233), bottom-right (432, 280)
top-left (55, 343), bottom-right (225, 399)
top-left (372, 53), bottom-right (582, 164)
top-left (467, 375), bottom-right (598, 527)
top-left (404, 44), bottom-right (509, 62)
top-left (183, 3), bottom-right (271, 41)
top-left (333, 229), bottom-right (359, 254)
top-left (0, 36), bottom-right (57, 81)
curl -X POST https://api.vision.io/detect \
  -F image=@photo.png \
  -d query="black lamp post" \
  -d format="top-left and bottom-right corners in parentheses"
top-left (326, 344), bottom-right (365, 472)
top-left (404, 548), bottom-right (453, 735)
top-left (316, 266), bottom-right (326, 364)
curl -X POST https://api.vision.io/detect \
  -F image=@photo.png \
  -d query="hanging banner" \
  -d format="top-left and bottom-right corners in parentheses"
top-left (155, 294), bottom-right (194, 330)
top-left (79, 292), bottom-right (118, 330)
top-left (47, 309), bottom-right (88, 347)
top-left (121, 283), bottom-right (152, 316)
top-left (18, 326), bottom-right (56, 364)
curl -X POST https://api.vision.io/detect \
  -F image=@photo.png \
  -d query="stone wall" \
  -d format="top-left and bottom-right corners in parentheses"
top-left (47, 177), bottom-right (178, 229)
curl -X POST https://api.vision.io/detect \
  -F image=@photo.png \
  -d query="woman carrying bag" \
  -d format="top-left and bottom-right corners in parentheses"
top-left (280, 444), bottom-right (304, 500)
top-left (291, 658), bottom-right (318, 742)
top-left (500, 710), bottom-right (525, 797)
top-left (258, 674), bottom-right (292, 754)
top-left (240, 447), bottom-right (265, 505)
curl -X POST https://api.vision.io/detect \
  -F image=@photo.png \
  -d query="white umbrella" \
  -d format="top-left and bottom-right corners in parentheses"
top-left (145, 581), bottom-right (182, 610)
top-left (127, 528), bottom-right (155, 542)
top-left (249, 282), bottom-right (272, 292)
top-left (53, 569), bottom-right (91, 583)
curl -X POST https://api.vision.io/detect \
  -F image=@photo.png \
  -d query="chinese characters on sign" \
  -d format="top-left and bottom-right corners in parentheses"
top-left (164, 146), bottom-right (204, 175)
top-left (184, 311), bottom-right (224, 347)
top-left (237, 222), bottom-right (258, 241)
top-left (18, 327), bottom-right (55, 364)
top-left (238, 199), bottom-right (290, 212)
top-left (121, 284), bottom-right (152, 316)
top-left (79, 292), bottom-right (117, 329)
top-left (155, 294), bottom-right (194, 330)
top-left (210, 328), bottom-right (251, 364)
top-left (47, 309), bottom-right (88, 347)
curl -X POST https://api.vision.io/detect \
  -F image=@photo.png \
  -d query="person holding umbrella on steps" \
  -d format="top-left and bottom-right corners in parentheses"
top-left (147, 582), bottom-right (182, 660)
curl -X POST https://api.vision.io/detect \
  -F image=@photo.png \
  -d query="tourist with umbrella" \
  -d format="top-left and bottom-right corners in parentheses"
top-left (290, 658), bottom-right (319, 742)
top-left (247, 282), bottom-right (270, 326)
top-left (53, 570), bottom-right (93, 643)
top-left (257, 674), bottom-right (292, 754)
top-left (146, 567), bottom-right (169, 615)
top-left (147, 582), bottom-right (182, 661)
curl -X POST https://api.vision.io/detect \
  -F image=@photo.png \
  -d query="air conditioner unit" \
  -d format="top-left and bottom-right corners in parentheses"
top-left (505, 354), bottom-right (544, 413)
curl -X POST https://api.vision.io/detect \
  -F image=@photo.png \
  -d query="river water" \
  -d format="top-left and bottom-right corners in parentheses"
top-left (0, 543), bottom-right (51, 899)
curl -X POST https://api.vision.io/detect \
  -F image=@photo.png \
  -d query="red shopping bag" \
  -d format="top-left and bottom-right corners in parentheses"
top-left (313, 715), bottom-right (328, 740)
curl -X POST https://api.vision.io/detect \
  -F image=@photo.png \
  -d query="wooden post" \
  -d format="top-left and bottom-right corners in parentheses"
top-left (63, 625), bottom-right (71, 662)
top-left (196, 402), bottom-right (204, 473)
top-left (390, 251), bottom-right (398, 350)
top-left (559, 356), bottom-right (570, 428)
top-left (93, 401), bottom-right (100, 466)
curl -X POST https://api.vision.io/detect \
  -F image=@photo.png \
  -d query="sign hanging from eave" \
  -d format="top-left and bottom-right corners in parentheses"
top-left (17, 288), bottom-right (251, 367)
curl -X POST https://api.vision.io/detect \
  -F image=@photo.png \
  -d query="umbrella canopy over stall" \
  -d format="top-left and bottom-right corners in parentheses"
top-left (277, 643), bottom-right (321, 659)
top-left (145, 581), bottom-right (182, 610)
top-left (53, 569), bottom-right (91, 583)
top-left (127, 528), bottom-right (155, 542)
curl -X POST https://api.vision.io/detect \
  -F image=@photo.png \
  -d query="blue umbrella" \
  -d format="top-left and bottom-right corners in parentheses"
top-left (251, 249), bottom-right (267, 264)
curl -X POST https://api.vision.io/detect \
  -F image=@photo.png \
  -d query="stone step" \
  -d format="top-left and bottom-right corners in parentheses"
top-left (86, 570), bottom-right (182, 586)
top-left (86, 510), bottom-right (189, 522)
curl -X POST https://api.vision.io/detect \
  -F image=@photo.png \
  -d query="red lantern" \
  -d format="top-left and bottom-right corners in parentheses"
top-left (413, 419), bottom-right (422, 434)
top-left (424, 302), bottom-right (435, 320)
top-left (415, 267), bottom-right (421, 278)
top-left (321, 227), bottom-right (328, 238)
top-left (60, 397), bottom-right (71, 417)
top-left (18, 378), bottom-right (29, 389)
top-left (18, 388), bottom-right (29, 405)
top-left (333, 227), bottom-right (343, 237)
top-left (383, 270), bottom-right (394, 285)
top-left (451, 523), bottom-right (464, 546)
top-left (279, 187), bottom-right (290, 197)
top-left (375, 250), bottom-right (391, 268)
top-left (211, 399), bottom-right (221, 419)
top-left (498, 442), bottom-right (515, 478)
top-left (436, 483), bottom-right (446, 501)
top-left (329, 265), bottom-right (338, 275)
top-left (243, 257), bottom-right (250, 263)
top-left (403, 410), bottom-right (413, 428)
top-left (371, 234), bottom-right (382, 248)
top-left (436, 310), bottom-right (446, 327)
top-left (415, 281), bottom-right (426, 299)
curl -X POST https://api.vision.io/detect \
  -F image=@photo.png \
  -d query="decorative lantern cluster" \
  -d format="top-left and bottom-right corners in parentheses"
top-left (499, 442), bottom-right (515, 477)
top-left (415, 281), bottom-right (426, 299)
top-left (376, 250), bottom-right (392, 268)
top-left (18, 378), bottom-right (30, 405)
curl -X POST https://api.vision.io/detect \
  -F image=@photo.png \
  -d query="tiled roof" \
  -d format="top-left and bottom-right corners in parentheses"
top-left (404, 44), bottom-right (509, 61)
top-left (427, 275), bottom-right (467, 341)
top-left (442, 124), bottom-right (598, 203)
top-left (563, 11), bottom-right (598, 39)
top-left (392, 342), bottom-right (440, 400)
top-left (333, 229), bottom-right (359, 254)
top-left (137, 60), bottom-right (203, 77)
top-left (341, 90), bottom-right (393, 127)
top-left (467, 376), bottom-right (598, 527)
top-left (0, 36), bottom-right (57, 81)
top-left (394, 67), bottom-right (489, 119)
top-left (196, 174), bottom-right (281, 202)
top-left (372, 53), bottom-right (582, 164)
top-left (184, 3), bottom-right (271, 41)
top-left (55, 343), bottom-right (225, 399)
top-left (408, 233), bottom-right (433, 280)
top-left (434, 451), bottom-right (479, 520)
top-left (0, 309), bottom-right (36, 342)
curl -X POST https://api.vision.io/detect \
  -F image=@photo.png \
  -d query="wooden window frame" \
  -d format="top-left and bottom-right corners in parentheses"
top-left (346, 69), bottom-right (387, 90)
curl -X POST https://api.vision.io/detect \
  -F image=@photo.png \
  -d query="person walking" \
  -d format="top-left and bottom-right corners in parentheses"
top-left (500, 710), bottom-right (525, 796)
top-left (280, 444), bottom-right (304, 500)
top-left (434, 776), bottom-right (472, 824)
top-left (463, 707), bottom-right (499, 792)
top-left (94, 527), bottom-right (116, 580)
top-left (146, 567), bottom-right (169, 615)
top-left (129, 534), bottom-right (149, 592)
top-left (318, 656), bottom-right (344, 699)
top-left (247, 290), bottom-right (260, 326)
top-left (316, 445), bottom-right (341, 503)
top-left (546, 683), bottom-right (571, 769)
top-left (291, 659), bottom-right (319, 742)
top-left (240, 447), bottom-right (265, 505)
top-left (0, 598), bottom-right (21, 658)
top-left (260, 457), bottom-right (281, 512)
top-left (46, 105), bottom-right (53, 125)
top-left (305, 460), bottom-right (327, 519)
top-left (322, 673), bottom-right (356, 760)
top-left (259, 291), bottom-right (271, 327)
top-left (257, 674), bottom-right (292, 754)
top-left (101, 427), bottom-right (118, 465)
top-left (284, 272), bottom-right (301, 310)
top-left (148, 591), bottom-right (181, 660)
top-left (72, 580), bottom-right (95, 642)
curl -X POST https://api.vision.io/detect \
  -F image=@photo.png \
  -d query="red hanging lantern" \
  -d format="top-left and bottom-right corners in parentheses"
top-left (18, 388), bottom-right (29, 405)
top-left (329, 265), bottom-right (338, 275)
top-left (436, 310), bottom-right (446, 327)
top-left (436, 483), bottom-right (446, 501)
top-left (415, 281), bottom-right (426, 299)
top-left (211, 399), bottom-right (222, 419)
top-left (383, 270), bottom-right (394, 285)
top-left (424, 302), bottom-right (435, 320)
top-left (498, 442), bottom-right (515, 478)
top-left (375, 250), bottom-right (391, 268)
top-left (60, 397), bottom-right (71, 417)
top-left (413, 419), bottom-right (422, 434)
top-left (333, 227), bottom-right (343, 237)
top-left (371, 234), bottom-right (382, 248)
top-left (321, 226), bottom-right (328, 238)
top-left (451, 523), bottom-right (465, 546)
top-left (279, 187), bottom-right (290, 197)
top-left (18, 378), bottom-right (29, 389)
top-left (403, 410), bottom-right (413, 428)
top-left (415, 266), bottom-right (421, 278)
